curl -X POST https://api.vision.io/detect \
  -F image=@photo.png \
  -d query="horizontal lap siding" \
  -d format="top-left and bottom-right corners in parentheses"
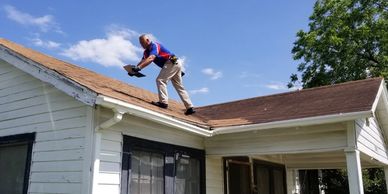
top-left (356, 118), bottom-right (388, 164)
top-left (97, 129), bottom-right (122, 194)
top-left (95, 108), bottom-right (205, 194)
top-left (0, 61), bottom-right (91, 194)
top-left (205, 123), bottom-right (347, 156)
top-left (206, 156), bottom-right (224, 194)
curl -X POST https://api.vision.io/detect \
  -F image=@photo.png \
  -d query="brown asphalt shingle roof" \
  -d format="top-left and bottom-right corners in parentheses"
top-left (0, 38), bottom-right (207, 127)
top-left (197, 78), bottom-right (382, 128)
top-left (0, 38), bottom-right (383, 130)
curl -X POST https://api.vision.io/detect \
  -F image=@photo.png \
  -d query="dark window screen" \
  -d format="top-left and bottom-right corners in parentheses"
top-left (121, 136), bottom-right (205, 194)
top-left (0, 143), bottom-right (28, 194)
top-left (0, 133), bottom-right (34, 194)
top-left (175, 155), bottom-right (200, 194)
top-left (130, 151), bottom-right (164, 194)
top-left (227, 160), bottom-right (251, 194)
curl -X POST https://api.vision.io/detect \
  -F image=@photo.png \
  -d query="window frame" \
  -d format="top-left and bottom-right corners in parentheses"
top-left (253, 159), bottom-right (287, 194)
top-left (0, 133), bottom-right (35, 194)
top-left (223, 157), bottom-right (287, 194)
top-left (121, 135), bottom-right (205, 194)
top-left (223, 156), bottom-right (252, 194)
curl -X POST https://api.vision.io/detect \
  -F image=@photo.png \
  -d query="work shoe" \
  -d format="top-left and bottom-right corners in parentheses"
top-left (184, 107), bottom-right (196, 115)
top-left (151, 101), bottom-right (168, 109)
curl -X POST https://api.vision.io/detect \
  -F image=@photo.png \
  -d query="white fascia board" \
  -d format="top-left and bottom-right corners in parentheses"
top-left (371, 79), bottom-right (385, 113)
top-left (379, 81), bottom-right (388, 114)
top-left (375, 80), bottom-right (388, 142)
top-left (95, 95), bottom-right (212, 137)
top-left (212, 110), bottom-right (373, 135)
top-left (0, 45), bottom-right (97, 106)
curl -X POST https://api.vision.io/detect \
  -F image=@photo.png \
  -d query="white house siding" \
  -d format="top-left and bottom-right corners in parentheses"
top-left (205, 123), bottom-right (347, 156)
top-left (94, 108), bottom-right (205, 194)
top-left (205, 156), bottom-right (224, 194)
top-left (0, 60), bottom-right (93, 194)
top-left (356, 118), bottom-right (388, 164)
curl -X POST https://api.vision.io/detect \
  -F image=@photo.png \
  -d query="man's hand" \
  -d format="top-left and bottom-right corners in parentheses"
top-left (132, 66), bottom-right (141, 72)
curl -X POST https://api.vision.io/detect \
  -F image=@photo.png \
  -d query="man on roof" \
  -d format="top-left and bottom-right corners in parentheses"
top-left (131, 34), bottom-right (195, 115)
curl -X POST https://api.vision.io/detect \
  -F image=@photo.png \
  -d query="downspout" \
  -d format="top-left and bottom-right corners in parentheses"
top-left (95, 108), bottom-right (126, 130)
top-left (91, 108), bottom-right (126, 194)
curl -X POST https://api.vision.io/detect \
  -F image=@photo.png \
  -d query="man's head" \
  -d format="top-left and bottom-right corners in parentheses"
top-left (139, 34), bottom-right (152, 49)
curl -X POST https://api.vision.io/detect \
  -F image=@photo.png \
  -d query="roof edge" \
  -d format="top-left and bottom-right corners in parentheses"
top-left (212, 110), bottom-right (373, 135)
top-left (95, 95), bottom-right (212, 137)
top-left (199, 77), bottom-right (383, 109)
top-left (96, 93), bottom-right (374, 136)
top-left (374, 80), bottom-right (388, 143)
top-left (0, 43), bottom-right (98, 106)
top-left (371, 79), bottom-right (386, 113)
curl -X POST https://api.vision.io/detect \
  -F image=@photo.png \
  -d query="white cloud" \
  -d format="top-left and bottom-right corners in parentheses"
top-left (265, 83), bottom-right (287, 90)
top-left (3, 5), bottom-right (62, 33)
top-left (106, 24), bottom-right (139, 39)
top-left (202, 68), bottom-right (222, 80)
top-left (62, 27), bottom-right (143, 67)
top-left (145, 33), bottom-right (158, 43)
top-left (31, 38), bottom-right (61, 49)
top-left (177, 56), bottom-right (187, 71)
top-left (289, 85), bottom-right (303, 91)
top-left (190, 87), bottom-right (209, 95)
top-left (264, 81), bottom-right (301, 91)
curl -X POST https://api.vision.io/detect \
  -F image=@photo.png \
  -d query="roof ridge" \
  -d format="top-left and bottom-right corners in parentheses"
top-left (198, 77), bottom-right (383, 109)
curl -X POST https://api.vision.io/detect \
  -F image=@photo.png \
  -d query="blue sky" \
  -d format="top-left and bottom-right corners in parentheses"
top-left (0, 0), bottom-right (315, 106)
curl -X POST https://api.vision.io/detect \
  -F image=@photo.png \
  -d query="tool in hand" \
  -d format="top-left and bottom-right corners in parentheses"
top-left (123, 64), bottom-right (146, 78)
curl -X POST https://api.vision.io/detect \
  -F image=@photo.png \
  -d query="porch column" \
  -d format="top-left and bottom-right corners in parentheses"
top-left (286, 168), bottom-right (300, 194)
top-left (384, 167), bottom-right (388, 194)
top-left (91, 132), bottom-right (102, 194)
top-left (345, 149), bottom-right (364, 194)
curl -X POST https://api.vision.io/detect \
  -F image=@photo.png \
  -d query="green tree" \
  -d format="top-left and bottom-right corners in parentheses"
top-left (288, 0), bottom-right (388, 89)
top-left (320, 169), bottom-right (387, 194)
top-left (363, 168), bottom-right (387, 194)
top-left (321, 169), bottom-right (349, 194)
top-left (290, 0), bottom-right (388, 193)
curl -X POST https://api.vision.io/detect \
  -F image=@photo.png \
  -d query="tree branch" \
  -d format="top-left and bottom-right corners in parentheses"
top-left (357, 52), bottom-right (380, 67)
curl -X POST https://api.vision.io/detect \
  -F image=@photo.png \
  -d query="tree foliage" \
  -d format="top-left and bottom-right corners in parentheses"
top-left (320, 169), bottom-right (386, 194)
top-left (321, 169), bottom-right (349, 194)
top-left (289, 0), bottom-right (388, 88)
top-left (363, 168), bottom-right (387, 194)
top-left (290, 0), bottom-right (388, 193)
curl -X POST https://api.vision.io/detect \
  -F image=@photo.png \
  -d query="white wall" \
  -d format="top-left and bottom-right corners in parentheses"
top-left (205, 123), bottom-right (347, 156)
top-left (93, 107), bottom-right (205, 194)
top-left (356, 118), bottom-right (388, 164)
top-left (206, 156), bottom-right (224, 194)
top-left (0, 60), bottom-right (93, 194)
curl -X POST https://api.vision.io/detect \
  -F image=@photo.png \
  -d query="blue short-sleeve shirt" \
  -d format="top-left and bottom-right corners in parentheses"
top-left (143, 42), bottom-right (174, 68)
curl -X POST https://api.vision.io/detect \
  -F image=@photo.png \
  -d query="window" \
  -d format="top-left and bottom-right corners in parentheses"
top-left (0, 133), bottom-right (35, 194)
top-left (130, 151), bottom-right (164, 194)
top-left (253, 160), bottom-right (286, 194)
top-left (224, 157), bottom-right (252, 194)
top-left (175, 154), bottom-right (200, 194)
top-left (224, 157), bottom-right (286, 194)
top-left (121, 136), bottom-right (205, 194)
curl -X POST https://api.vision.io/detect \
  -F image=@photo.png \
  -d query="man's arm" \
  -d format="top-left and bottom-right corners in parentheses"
top-left (137, 55), bottom-right (156, 69)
